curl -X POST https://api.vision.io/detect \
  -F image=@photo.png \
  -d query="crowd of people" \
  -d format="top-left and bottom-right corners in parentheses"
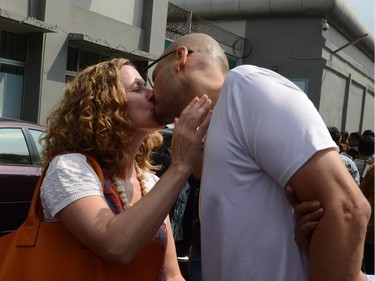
top-left (339, 129), bottom-right (374, 182)
top-left (335, 129), bottom-right (374, 275)
top-left (34, 33), bottom-right (373, 281)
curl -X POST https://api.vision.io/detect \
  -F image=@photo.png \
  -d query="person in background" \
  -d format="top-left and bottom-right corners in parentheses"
top-left (349, 132), bottom-right (363, 148)
top-left (147, 33), bottom-right (371, 281)
top-left (328, 126), bottom-right (360, 184)
top-left (40, 58), bottom-right (212, 281)
top-left (362, 129), bottom-right (375, 163)
top-left (152, 126), bottom-right (173, 177)
top-left (359, 163), bottom-right (374, 275)
top-left (362, 129), bottom-right (375, 137)
top-left (348, 131), bottom-right (362, 159)
top-left (354, 135), bottom-right (374, 181)
top-left (340, 130), bottom-right (350, 153)
top-left (341, 130), bottom-right (349, 144)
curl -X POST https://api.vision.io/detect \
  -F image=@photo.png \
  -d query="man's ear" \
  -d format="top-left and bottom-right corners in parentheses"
top-left (174, 47), bottom-right (189, 72)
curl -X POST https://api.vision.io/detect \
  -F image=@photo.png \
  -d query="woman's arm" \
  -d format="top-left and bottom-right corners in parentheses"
top-left (163, 216), bottom-right (185, 281)
top-left (56, 96), bottom-right (212, 264)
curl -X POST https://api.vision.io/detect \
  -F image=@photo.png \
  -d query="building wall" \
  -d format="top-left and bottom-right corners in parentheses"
top-left (0, 0), bottom-right (28, 16)
top-left (183, 14), bottom-right (374, 133)
top-left (71, 0), bottom-right (144, 27)
top-left (244, 16), bottom-right (374, 132)
top-left (242, 18), bottom-right (326, 109)
top-left (0, 0), bottom-right (168, 125)
top-left (38, 0), bottom-right (70, 125)
top-left (0, 0), bottom-right (373, 133)
top-left (23, 33), bottom-right (45, 122)
top-left (168, 0), bottom-right (374, 134)
top-left (209, 19), bottom-right (247, 64)
top-left (321, 25), bottom-right (374, 132)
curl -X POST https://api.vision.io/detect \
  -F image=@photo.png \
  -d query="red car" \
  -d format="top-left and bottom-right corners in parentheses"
top-left (0, 118), bottom-right (46, 236)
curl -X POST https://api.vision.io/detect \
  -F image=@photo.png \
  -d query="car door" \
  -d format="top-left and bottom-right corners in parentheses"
top-left (0, 126), bottom-right (44, 236)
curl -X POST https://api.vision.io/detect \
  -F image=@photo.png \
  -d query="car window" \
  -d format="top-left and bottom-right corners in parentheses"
top-left (29, 129), bottom-right (45, 155)
top-left (0, 128), bottom-right (31, 165)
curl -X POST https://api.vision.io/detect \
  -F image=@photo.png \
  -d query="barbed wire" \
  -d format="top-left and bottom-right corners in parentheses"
top-left (166, 3), bottom-right (252, 58)
top-left (0, 9), bottom-right (57, 32)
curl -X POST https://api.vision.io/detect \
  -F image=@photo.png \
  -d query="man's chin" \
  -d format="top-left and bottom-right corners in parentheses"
top-left (154, 110), bottom-right (172, 126)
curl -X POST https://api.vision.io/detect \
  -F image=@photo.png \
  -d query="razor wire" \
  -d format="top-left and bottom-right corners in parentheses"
top-left (166, 2), bottom-right (252, 58)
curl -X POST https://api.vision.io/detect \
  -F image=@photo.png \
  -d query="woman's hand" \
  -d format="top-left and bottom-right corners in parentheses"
top-left (285, 185), bottom-right (324, 254)
top-left (171, 95), bottom-right (212, 176)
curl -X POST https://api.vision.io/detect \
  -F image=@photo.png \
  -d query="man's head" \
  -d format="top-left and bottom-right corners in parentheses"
top-left (341, 130), bottom-right (349, 143)
top-left (147, 33), bottom-right (229, 125)
top-left (358, 135), bottom-right (374, 159)
top-left (328, 126), bottom-right (341, 146)
top-left (348, 132), bottom-right (362, 147)
top-left (362, 129), bottom-right (374, 137)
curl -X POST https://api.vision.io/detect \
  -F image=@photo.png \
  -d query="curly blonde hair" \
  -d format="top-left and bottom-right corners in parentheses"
top-left (41, 58), bottom-right (163, 178)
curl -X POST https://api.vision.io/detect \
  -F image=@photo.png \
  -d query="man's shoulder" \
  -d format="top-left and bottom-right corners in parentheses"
top-left (225, 65), bottom-right (271, 86)
top-left (230, 64), bottom-right (266, 75)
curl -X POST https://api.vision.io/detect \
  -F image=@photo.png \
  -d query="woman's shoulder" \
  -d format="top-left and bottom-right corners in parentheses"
top-left (47, 153), bottom-right (94, 174)
top-left (41, 153), bottom-right (103, 220)
top-left (49, 153), bottom-right (87, 166)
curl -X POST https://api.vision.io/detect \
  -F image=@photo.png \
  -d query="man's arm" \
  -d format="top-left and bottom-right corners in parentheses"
top-left (288, 148), bottom-right (371, 281)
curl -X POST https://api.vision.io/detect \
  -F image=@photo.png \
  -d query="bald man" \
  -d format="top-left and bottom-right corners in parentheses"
top-left (148, 33), bottom-right (370, 281)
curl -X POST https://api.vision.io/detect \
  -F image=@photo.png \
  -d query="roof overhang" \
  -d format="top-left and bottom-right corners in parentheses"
top-left (0, 9), bottom-right (56, 34)
top-left (68, 33), bottom-right (156, 62)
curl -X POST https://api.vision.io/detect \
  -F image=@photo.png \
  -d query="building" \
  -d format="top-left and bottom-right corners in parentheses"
top-left (169, 0), bottom-right (374, 133)
top-left (0, 0), bottom-right (168, 124)
top-left (0, 0), bottom-right (373, 133)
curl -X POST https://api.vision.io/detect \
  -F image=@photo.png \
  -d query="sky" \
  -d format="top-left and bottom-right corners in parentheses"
top-left (346, 0), bottom-right (374, 33)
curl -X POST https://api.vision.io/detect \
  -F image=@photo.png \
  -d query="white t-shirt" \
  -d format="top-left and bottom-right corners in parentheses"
top-left (41, 153), bottom-right (158, 220)
top-left (200, 65), bottom-right (336, 281)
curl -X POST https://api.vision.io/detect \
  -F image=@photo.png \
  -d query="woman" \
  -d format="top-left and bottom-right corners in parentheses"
top-left (40, 58), bottom-right (212, 280)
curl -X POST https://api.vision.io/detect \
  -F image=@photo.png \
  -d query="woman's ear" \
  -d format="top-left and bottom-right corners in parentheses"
top-left (174, 47), bottom-right (189, 72)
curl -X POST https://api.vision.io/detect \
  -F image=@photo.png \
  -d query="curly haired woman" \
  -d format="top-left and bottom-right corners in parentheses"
top-left (40, 58), bottom-right (212, 281)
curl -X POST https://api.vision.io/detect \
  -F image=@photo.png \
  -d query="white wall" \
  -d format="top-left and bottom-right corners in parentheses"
top-left (72, 0), bottom-right (144, 27)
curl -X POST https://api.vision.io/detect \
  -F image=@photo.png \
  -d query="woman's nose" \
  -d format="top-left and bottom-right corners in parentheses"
top-left (146, 88), bottom-right (154, 100)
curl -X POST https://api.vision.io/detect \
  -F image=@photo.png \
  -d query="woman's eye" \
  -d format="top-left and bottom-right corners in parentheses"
top-left (132, 83), bottom-right (143, 92)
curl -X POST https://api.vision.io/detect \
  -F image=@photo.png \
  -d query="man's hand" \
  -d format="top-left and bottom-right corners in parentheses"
top-left (285, 185), bottom-right (323, 254)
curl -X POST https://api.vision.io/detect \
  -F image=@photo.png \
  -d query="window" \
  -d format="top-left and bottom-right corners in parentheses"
top-left (0, 31), bottom-right (27, 62)
top-left (0, 128), bottom-right (31, 165)
top-left (0, 31), bottom-right (27, 118)
top-left (66, 47), bottom-right (110, 81)
top-left (29, 129), bottom-right (45, 155)
top-left (0, 64), bottom-right (25, 118)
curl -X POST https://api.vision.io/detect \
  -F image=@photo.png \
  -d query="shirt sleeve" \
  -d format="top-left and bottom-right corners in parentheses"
top-left (227, 66), bottom-right (336, 187)
top-left (40, 153), bottom-right (103, 220)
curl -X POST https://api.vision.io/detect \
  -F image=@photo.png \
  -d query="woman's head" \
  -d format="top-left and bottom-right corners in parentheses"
top-left (41, 58), bottom-right (162, 177)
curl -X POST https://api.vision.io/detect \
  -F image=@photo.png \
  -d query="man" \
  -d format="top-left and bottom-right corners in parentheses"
top-left (354, 135), bottom-right (375, 181)
top-left (147, 33), bottom-right (370, 281)
top-left (328, 126), bottom-right (360, 184)
top-left (347, 131), bottom-right (362, 159)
